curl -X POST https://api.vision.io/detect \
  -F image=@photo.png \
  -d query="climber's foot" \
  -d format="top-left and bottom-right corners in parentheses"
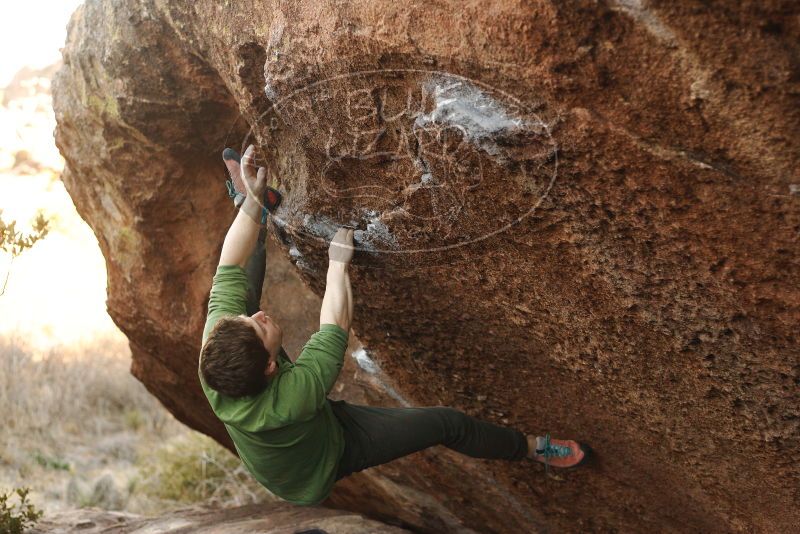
top-left (222, 147), bottom-right (283, 212)
top-left (526, 434), bottom-right (589, 469)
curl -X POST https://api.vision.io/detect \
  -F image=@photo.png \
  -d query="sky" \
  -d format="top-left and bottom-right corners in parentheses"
top-left (0, 0), bottom-right (126, 355)
top-left (0, 0), bottom-right (84, 86)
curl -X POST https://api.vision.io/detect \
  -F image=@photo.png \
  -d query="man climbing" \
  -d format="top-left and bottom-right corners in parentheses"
top-left (198, 144), bottom-right (590, 506)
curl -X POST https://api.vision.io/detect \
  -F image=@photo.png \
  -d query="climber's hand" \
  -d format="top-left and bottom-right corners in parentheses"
top-left (329, 227), bottom-right (355, 264)
top-left (239, 144), bottom-right (268, 199)
top-left (224, 144), bottom-right (268, 224)
top-left (222, 144), bottom-right (267, 197)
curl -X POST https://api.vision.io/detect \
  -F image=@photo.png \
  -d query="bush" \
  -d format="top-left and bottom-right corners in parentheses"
top-left (0, 487), bottom-right (43, 534)
top-left (133, 432), bottom-right (269, 507)
top-left (32, 452), bottom-right (70, 472)
top-left (0, 209), bottom-right (49, 297)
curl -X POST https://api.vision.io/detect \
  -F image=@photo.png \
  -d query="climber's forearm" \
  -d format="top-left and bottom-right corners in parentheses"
top-left (218, 207), bottom-right (261, 268)
top-left (320, 261), bottom-right (351, 331)
top-left (344, 263), bottom-right (353, 323)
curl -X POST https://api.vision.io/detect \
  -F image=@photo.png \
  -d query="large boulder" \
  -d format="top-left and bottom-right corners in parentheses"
top-left (53, 1), bottom-right (799, 532)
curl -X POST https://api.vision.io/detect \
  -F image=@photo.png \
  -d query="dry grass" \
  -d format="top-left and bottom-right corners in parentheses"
top-left (0, 332), bottom-right (172, 450)
top-left (0, 332), bottom-right (274, 516)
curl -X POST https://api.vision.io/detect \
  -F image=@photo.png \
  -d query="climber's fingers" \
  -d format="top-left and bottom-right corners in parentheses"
top-left (241, 144), bottom-right (258, 185)
top-left (256, 167), bottom-right (268, 189)
top-left (239, 144), bottom-right (270, 198)
top-left (328, 227), bottom-right (355, 264)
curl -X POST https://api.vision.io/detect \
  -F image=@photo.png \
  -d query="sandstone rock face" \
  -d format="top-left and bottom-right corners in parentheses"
top-left (30, 501), bottom-right (413, 533)
top-left (53, 1), bottom-right (799, 532)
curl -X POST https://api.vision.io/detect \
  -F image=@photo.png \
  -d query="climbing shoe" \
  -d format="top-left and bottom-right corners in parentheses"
top-left (222, 147), bottom-right (283, 212)
top-left (529, 433), bottom-right (590, 473)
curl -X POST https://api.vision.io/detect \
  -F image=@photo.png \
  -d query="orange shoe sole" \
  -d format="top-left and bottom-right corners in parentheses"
top-left (530, 439), bottom-right (592, 469)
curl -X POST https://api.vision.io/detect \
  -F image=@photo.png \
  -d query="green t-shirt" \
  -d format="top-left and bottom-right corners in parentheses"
top-left (198, 264), bottom-right (348, 505)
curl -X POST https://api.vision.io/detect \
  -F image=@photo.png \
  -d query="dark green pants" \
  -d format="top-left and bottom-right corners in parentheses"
top-left (244, 226), bottom-right (268, 317)
top-left (329, 399), bottom-right (529, 480)
top-left (245, 226), bottom-right (529, 479)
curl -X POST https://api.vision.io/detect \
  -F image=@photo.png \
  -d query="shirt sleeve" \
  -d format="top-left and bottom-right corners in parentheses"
top-left (271, 324), bottom-right (349, 422)
top-left (202, 264), bottom-right (250, 345)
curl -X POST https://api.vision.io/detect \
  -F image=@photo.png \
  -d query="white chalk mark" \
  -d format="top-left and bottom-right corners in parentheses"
top-left (414, 77), bottom-right (539, 158)
top-left (296, 210), bottom-right (399, 253)
top-left (351, 347), bottom-right (379, 374)
top-left (254, 69), bottom-right (559, 255)
top-left (611, 0), bottom-right (677, 44)
top-left (350, 346), bottom-right (412, 407)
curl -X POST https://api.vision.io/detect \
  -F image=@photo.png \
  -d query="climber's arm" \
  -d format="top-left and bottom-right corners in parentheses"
top-left (218, 144), bottom-right (267, 268)
top-left (218, 208), bottom-right (260, 268)
top-left (319, 228), bottom-right (354, 331)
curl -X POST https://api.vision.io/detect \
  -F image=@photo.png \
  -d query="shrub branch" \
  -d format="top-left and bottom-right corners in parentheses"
top-left (0, 209), bottom-right (50, 297)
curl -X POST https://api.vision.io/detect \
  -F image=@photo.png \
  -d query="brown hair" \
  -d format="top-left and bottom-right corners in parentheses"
top-left (200, 316), bottom-right (270, 397)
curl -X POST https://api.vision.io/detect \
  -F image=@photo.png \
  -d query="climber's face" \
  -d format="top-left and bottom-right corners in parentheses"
top-left (240, 310), bottom-right (283, 378)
